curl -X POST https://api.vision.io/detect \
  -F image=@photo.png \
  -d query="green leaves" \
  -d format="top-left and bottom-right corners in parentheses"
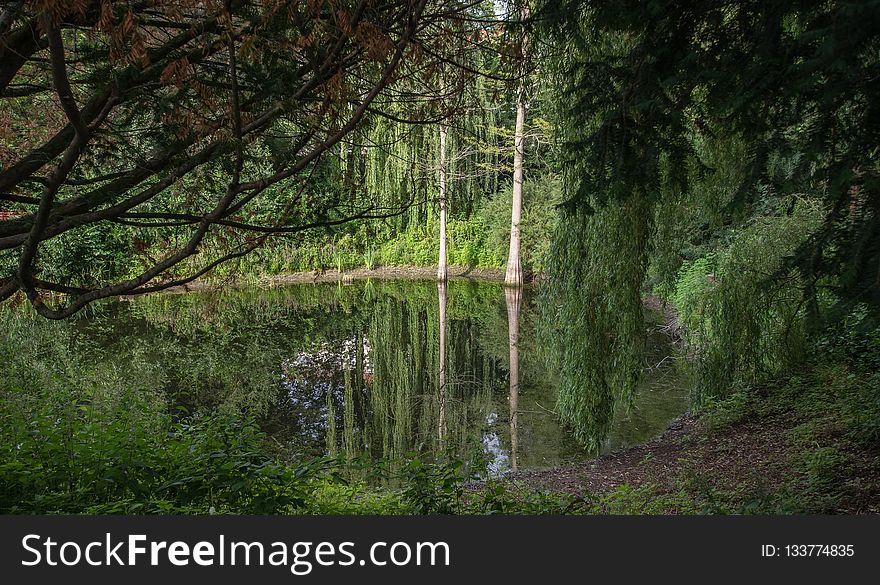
top-left (0, 402), bottom-right (313, 514)
top-left (542, 192), bottom-right (651, 451)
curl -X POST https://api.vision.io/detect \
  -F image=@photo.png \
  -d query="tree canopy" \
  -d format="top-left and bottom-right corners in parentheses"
top-left (0, 0), bottom-right (507, 317)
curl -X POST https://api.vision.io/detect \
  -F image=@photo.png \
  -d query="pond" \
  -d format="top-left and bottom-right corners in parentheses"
top-left (66, 278), bottom-right (688, 477)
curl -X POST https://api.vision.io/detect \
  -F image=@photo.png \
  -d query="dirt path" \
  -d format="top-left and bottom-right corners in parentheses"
top-left (503, 407), bottom-right (880, 514)
top-left (507, 412), bottom-right (792, 499)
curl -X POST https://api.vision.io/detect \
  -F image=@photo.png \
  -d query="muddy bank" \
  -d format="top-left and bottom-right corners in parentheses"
top-left (154, 265), bottom-right (511, 295)
top-left (505, 414), bottom-right (701, 496)
top-left (268, 265), bottom-right (508, 285)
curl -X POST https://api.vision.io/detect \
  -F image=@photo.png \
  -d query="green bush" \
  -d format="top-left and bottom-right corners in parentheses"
top-left (668, 197), bottom-right (825, 401)
top-left (161, 174), bottom-right (564, 279)
top-left (39, 222), bottom-right (138, 286)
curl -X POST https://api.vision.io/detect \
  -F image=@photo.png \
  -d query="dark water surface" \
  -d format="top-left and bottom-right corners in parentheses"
top-left (73, 279), bottom-right (688, 475)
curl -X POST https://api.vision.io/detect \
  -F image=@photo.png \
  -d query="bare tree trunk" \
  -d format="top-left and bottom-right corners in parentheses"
top-left (438, 123), bottom-right (449, 282)
top-left (438, 280), bottom-right (448, 441)
top-left (505, 6), bottom-right (529, 287)
top-left (505, 98), bottom-right (525, 286)
top-left (505, 286), bottom-right (521, 471)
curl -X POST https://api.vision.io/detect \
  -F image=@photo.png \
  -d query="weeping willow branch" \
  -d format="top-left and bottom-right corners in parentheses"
top-left (541, 191), bottom-right (652, 452)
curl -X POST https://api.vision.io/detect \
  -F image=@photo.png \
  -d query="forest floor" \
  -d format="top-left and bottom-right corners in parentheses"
top-left (505, 368), bottom-right (880, 514)
top-left (507, 413), bottom-right (792, 508)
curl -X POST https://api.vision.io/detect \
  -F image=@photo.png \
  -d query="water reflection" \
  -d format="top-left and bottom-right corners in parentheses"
top-left (62, 279), bottom-right (689, 477)
top-left (438, 281), bottom-right (447, 443)
top-left (505, 286), bottom-right (521, 472)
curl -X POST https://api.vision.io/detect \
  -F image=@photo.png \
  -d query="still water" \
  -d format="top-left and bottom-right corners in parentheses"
top-left (74, 279), bottom-right (688, 475)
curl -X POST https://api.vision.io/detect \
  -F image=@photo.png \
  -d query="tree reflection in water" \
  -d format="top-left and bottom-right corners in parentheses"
top-left (61, 280), bottom-right (688, 479)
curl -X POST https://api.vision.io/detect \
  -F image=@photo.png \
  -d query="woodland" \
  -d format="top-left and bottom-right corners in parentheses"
top-left (1, 0), bottom-right (878, 514)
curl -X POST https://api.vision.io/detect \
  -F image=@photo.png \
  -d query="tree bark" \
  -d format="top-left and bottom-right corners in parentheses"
top-left (437, 122), bottom-right (449, 282)
top-left (505, 5), bottom-right (529, 287)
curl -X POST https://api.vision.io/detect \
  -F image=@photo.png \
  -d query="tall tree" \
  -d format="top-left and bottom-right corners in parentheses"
top-left (504, 2), bottom-right (530, 286)
top-left (437, 122), bottom-right (449, 281)
top-left (538, 0), bottom-right (880, 425)
top-left (541, 0), bottom-right (880, 313)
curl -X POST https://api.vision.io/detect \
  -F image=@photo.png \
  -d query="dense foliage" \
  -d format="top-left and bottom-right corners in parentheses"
top-left (2, 0), bottom-right (879, 513)
top-left (539, 0), bottom-right (880, 422)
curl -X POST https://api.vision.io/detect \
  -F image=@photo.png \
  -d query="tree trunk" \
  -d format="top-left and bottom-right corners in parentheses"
top-left (438, 123), bottom-right (448, 282)
top-left (505, 6), bottom-right (529, 287)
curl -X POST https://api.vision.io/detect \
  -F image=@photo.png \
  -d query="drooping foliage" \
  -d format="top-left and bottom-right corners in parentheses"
top-left (539, 0), bottom-right (880, 411)
top-left (541, 192), bottom-right (651, 450)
